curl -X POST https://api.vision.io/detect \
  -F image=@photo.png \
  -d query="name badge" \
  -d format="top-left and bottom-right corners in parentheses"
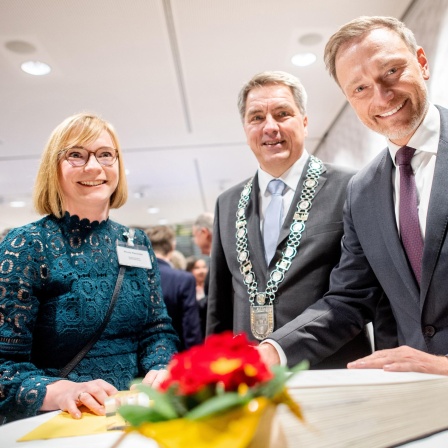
top-left (117, 243), bottom-right (152, 269)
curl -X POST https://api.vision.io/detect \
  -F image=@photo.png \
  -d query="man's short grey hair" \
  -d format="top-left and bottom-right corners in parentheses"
top-left (324, 16), bottom-right (418, 85)
top-left (194, 212), bottom-right (214, 233)
top-left (237, 71), bottom-right (308, 122)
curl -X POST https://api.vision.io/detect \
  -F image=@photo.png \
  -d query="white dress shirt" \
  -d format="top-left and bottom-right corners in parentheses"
top-left (257, 149), bottom-right (310, 233)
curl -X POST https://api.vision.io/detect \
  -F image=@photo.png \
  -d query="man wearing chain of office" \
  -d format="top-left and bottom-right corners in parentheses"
top-left (206, 71), bottom-right (393, 368)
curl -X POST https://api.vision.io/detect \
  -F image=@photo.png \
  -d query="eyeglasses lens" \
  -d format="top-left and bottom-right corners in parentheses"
top-left (65, 148), bottom-right (117, 166)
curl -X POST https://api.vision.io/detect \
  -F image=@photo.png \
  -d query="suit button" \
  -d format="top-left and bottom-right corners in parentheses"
top-left (423, 325), bottom-right (436, 337)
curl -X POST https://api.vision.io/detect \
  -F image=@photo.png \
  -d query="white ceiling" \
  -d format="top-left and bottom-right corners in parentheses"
top-left (0, 0), bottom-right (413, 230)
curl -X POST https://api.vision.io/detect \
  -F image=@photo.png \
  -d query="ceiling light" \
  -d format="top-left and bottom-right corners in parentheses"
top-left (158, 219), bottom-right (168, 225)
top-left (291, 52), bottom-right (317, 67)
top-left (21, 60), bottom-right (51, 76)
top-left (147, 207), bottom-right (160, 214)
top-left (10, 201), bottom-right (26, 208)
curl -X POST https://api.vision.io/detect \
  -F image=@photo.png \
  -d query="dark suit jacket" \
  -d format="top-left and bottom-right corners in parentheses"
top-left (196, 270), bottom-right (210, 339)
top-left (206, 159), bottom-right (375, 368)
top-left (270, 106), bottom-right (448, 366)
top-left (157, 258), bottom-right (203, 350)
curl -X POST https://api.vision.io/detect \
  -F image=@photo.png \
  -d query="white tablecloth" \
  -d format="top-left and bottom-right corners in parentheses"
top-left (2, 410), bottom-right (448, 448)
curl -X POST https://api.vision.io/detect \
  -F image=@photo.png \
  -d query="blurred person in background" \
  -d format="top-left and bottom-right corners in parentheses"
top-left (170, 249), bottom-right (187, 270)
top-left (146, 225), bottom-right (203, 350)
top-left (191, 212), bottom-right (214, 338)
top-left (192, 212), bottom-right (214, 258)
top-left (0, 113), bottom-right (178, 422)
top-left (186, 256), bottom-right (209, 337)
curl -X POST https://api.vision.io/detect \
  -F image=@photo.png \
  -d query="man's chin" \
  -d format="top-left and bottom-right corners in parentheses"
top-left (367, 119), bottom-right (418, 143)
top-left (383, 123), bottom-right (420, 144)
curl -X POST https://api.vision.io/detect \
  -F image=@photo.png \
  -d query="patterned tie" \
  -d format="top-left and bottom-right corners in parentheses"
top-left (263, 179), bottom-right (286, 265)
top-left (395, 146), bottom-right (424, 284)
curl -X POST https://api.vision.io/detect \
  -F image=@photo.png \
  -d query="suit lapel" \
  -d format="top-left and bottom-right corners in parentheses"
top-left (375, 151), bottom-right (421, 304)
top-left (278, 156), bottom-right (327, 246)
top-left (246, 173), bottom-right (269, 277)
top-left (420, 106), bottom-right (448, 302)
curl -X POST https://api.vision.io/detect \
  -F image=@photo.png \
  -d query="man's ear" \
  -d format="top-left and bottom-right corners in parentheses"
top-left (417, 47), bottom-right (430, 80)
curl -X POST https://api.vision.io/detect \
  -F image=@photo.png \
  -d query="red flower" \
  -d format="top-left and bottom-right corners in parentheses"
top-left (160, 332), bottom-right (273, 395)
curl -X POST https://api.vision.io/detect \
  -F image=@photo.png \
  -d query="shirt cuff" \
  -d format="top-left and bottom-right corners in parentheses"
top-left (261, 339), bottom-right (287, 366)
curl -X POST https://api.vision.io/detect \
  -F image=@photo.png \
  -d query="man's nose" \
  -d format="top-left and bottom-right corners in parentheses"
top-left (263, 114), bottom-right (279, 134)
top-left (374, 83), bottom-right (394, 104)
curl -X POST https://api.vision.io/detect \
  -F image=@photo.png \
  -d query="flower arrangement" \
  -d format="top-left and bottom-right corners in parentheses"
top-left (118, 332), bottom-right (307, 448)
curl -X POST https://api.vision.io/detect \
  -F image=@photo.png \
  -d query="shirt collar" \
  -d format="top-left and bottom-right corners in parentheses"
top-left (257, 149), bottom-right (309, 195)
top-left (388, 103), bottom-right (440, 167)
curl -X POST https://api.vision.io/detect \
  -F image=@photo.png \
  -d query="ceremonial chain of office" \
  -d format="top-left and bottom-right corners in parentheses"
top-left (235, 155), bottom-right (324, 308)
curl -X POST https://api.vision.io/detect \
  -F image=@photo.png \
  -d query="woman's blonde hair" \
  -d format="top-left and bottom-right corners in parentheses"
top-left (34, 113), bottom-right (128, 217)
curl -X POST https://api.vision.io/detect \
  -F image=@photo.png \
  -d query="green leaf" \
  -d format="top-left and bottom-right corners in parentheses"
top-left (119, 405), bottom-right (168, 425)
top-left (135, 384), bottom-right (178, 420)
top-left (256, 361), bottom-right (309, 398)
top-left (256, 366), bottom-right (288, 398)
top-left (165, 386), bottom-right (189, 416)
top-left (185, 392), bottom-right (251, 421)
top-left (290, 360), bottom-right (309, 372)
top-left (288, 360), bottom-right (309, 380)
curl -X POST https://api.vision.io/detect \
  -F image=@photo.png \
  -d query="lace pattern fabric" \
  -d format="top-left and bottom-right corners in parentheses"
top-left (0, 212), bottom-right (178, 421)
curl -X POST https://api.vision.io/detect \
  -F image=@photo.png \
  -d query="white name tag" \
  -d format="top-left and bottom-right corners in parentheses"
top-left (117, 244), bottom-right (152, 269)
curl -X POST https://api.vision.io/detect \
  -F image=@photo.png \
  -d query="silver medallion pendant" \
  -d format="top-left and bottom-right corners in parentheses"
top-left (250, 305), bottom-right (274, 340)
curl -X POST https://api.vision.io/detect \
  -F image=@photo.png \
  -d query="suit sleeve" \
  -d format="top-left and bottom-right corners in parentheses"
top-left (138, 232), bottom-right (179, 370)
top-left (181, 274), bottom-right (203, 349)
top-left (206, 197), bottom-right (235, 335)
top-left (270, 177), bottom-right (384, 366)
top-left (373, 292), bottom-right (398, 350)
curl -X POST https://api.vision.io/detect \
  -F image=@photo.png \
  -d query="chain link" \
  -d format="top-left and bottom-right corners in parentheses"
top-left (235, 156), bottom-right (324, 306)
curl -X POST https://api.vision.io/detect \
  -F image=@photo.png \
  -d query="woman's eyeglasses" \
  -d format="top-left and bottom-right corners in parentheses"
top-left (62, 146), bottom-right (118, 167)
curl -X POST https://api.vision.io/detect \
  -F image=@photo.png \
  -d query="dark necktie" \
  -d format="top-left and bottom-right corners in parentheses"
top-left (395, 146), bottom-right (423, 284)
top-left (263, 179), bottom-right (286, 265)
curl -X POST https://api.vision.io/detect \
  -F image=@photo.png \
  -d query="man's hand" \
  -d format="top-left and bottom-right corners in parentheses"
top-left (256, 342), bottom-right (281, 367)
top-left (42, 379), bottom-right (118, 419)
top-left (347, 345), bottom-right (448, 375)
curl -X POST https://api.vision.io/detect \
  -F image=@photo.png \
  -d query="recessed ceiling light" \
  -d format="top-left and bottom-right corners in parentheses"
top-left (10, 201), bottom-right (26, 208)
top-left (291, 52), bottom-right (317, 67)
top-left (147, 207), bottom-right (160, 214)
top-left (158, 219), bottom-right (168, 225)
top-left (21, 60), bottom-right (51, 76)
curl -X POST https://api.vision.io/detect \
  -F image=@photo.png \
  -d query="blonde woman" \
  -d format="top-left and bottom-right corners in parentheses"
top-left (0, 113), bottom-right (178, 422)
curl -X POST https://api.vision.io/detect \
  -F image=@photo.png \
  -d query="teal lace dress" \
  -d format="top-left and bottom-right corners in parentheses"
top-left (0, 213), bottom-right (179, 421)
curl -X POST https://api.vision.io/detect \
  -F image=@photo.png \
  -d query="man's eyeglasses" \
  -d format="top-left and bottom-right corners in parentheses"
top-left (62, 146), bottom-right (118, 167)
